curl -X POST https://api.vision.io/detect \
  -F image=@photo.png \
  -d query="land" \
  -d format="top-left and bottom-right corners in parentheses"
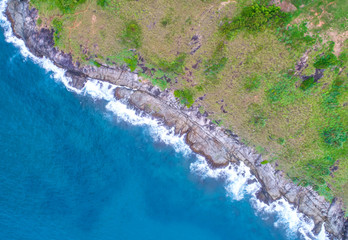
top-left (5, 0), bottom-right (348, 238)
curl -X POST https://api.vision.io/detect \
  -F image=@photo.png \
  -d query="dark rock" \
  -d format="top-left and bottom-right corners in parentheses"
top-left (255, 187), bottom-right (273, 205)
top-left (314, 68), bottom-right (325, 81)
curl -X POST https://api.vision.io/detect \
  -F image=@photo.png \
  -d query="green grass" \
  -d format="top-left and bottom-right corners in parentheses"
top-left (31, 0), bottom-right (348, 208)
top-left (121, 20), bottom-right (142, 49)
top-left (243, 74), bottom-right (263, 91)
top-left (174, 89), bottom-right (195, 107)
top-left (31, 0), bottom-right (87, 13)
top-left (278, 22), bottom-right (317, 51)
top-left (219, 3), bottom-right (288, 39)
top-left (52, 18), bottom-right (63, 47)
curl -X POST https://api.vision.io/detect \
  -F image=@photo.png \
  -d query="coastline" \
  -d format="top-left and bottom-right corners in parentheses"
top-left (2, 0), bottom-right (347, 239)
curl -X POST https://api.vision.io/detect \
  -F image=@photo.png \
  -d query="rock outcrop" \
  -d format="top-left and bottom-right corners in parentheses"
top-left (5, 0), bottom-right (348, 239)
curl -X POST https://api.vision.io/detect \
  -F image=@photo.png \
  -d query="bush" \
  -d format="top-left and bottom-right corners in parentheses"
top-left (124, 54), bottom-right (138, 72)
top-left (219, 4), bottom-right (288, 38)
top-left (97, 0), bottom-right (110, 7)
top-left (204, 42), bottom-right (228, 79)
top-left (151, 78), bottom-right (168, 90)
top-left (300, 76), bottom-right (316, 90)
top-left (55, 0), bottom-right (86, 13)
top-left (121, 20), bottom-right (142, 49)
top-left (244, 74), bottom-right (262, 91)
top-left (313, 53), bottom-right (338, 69)
top-left (159, 53), bottom-right (186, 74)
top-left (338, 48), bottom-right (348, 67)
top-left (37, 18), bottom-right (42, 26)
top-left (266, 80), bottom-right (288, 103)
top-left (204, 57), bottom-right (227, 78)
top-left (52, 18), bottom-right (63, 46)
top-left (292, 156), bottom-right (336, 201)
top-left (90, 60), bottom-right (101, 67)
top-left (322, 127), bottom-right (347, 148)
top-left (174, 89), bottom-right (194, 107)
top-left (278, 22), bottom-right (316, 50)
top-left (248, 103), bottom-right (267, 129)
top-left (31, 0), bottom-right (85, 13)
top-left (322, 76), bottom-right (345, 110)
top-left (277, 137), bottom-right (285, 145)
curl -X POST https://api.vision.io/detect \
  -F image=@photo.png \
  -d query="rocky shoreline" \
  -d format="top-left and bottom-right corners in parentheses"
top-left (5, 0), bottom-right (348, 238)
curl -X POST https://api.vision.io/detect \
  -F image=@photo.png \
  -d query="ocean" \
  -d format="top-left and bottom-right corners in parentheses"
top-left (0, 1), bottom-right (326, 239)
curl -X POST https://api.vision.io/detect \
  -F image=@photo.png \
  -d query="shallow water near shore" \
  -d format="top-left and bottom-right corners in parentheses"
top-left (0, 2), bottom-right (326, 238)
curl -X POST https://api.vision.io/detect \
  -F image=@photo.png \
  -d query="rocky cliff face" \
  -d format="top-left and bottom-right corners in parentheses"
top-left (5, 0), bottom-right (347, 239)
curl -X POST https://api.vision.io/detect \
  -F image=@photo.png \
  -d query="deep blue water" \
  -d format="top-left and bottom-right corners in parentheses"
top-left (0, 25), bottom-right (294, 239)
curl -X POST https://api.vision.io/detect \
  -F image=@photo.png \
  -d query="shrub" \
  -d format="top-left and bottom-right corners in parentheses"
top-left (159, 53), bottom-right (186, 74)
top-left (124, 54), bottom-right (138, 72)
top-left (322, 76), bottom-right (345, 110)
top-left (292, 156), bottom-right (336, 201)
top-left (37, 18), bottom-right (42, 26)
top-left (300, 76), bottom-right (316, 90)
top-left (174, 89), bottom-right (194, 107)
top-left (277, 137), bottom-right (285, 145)
top-left (313, 53), bottom-right (338, 69)
top-left (219, 4), bottom-right (288, 38)
top-left (278, 22), bottom-right (316, 50)
top-left (204, 57), bottom-right (227, 78)
top-left (204, 42), bottom-right (228, 79)
top-left (322, 127), bottom-right (347, 148)
top-left (139, 68), bottom-right (170, 91)
top-left (90, 60), bottom-right (101, 67)
top-left (266, 80), bottom-right (288, 103)
top-left (151, 78), bottom-right (168, 90)
top-left (161, 17), bottom-right (171, 27)
top-left (97, 0), bottom-right (110, 7)
top-left (121, 20), bottom-right (142, 49)
top-left (248, 103), bottom-right (267, 129)
top-left (52, 18), bottom-right (63, 46)
top-left (244, 74), bottom-right (262, 91)
top-left (338, 49), bottom-right (348, 67)
top-left (54, 0), bottom-right (87, 13)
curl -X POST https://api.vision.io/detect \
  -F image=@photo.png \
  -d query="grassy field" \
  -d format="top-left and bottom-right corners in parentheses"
top-left (30, 0), bottom-right (347, 209)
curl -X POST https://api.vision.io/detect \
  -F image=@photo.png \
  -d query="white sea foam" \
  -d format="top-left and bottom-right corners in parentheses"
top-left (190, 156), bottom-right (260, 201)
top-left (190, 156), bottom-right (329, 240)
top-left (251, 196), bottom-right (317, 239)
top-left (82, 79), bottom-right (191, 155)
top-left (0, 0), bottom-right (78, 93)
top-left (0, 1), bottom-right (330, 239)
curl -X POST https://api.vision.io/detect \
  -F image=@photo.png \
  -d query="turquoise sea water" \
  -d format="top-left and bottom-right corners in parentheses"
top-left (0, 4), bottom-right (317, 239)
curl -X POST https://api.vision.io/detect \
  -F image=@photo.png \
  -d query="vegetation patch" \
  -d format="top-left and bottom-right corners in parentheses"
top-left (243, 74), bottom-right (262, 91)
top-left (52, 18), bottom-right (63, 47)
top-left (247, 103), bottom-right (267, 130)
top-left (278, 22), bottom-right (316, 51)
top-left (158, 53), bottom-right (187, 74)
top-left (313, 52), bottom-right (338, 69)
top-left (300, 76), bottom-right (316, 91)
top-left (121, 20), bottom-right (142, 49)
top-left (31, 0), bottom-right (87, 13)
top-left (174, 89), bottom-right (194, 108)
top-left (124, 54), bottom-right (138, 72)
top-left (266, 75), bottom-right (293, 103)
top-left (322, 127), bottom-right (347, 148)
top-left (204, 42), bottom-right (228, 81)
top-left (219, 3), bottom-right (288, 39)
